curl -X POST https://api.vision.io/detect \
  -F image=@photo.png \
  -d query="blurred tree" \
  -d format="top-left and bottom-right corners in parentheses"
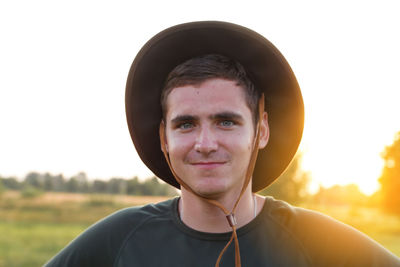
top-left (378, 131), bottom-right (400, 213)
top-left (42, 172), bottom-right (66, 192)
top-left (2, 171), bottom-right (178, 196)
top-left (51, 174), bottom-right (65, 192)
top-left (0, 177), bottom-right (21, 190)
top-left (92, 179), bottom-right (107, 193)
top-left (107, 178), bottom-right (128, 194)
top-left (24, 172), bottom-right (44, 189)
top-left (66, 177), bottom-right (79, 192)
top-left (127, 177), bottom-right (141, 195)
top-left (141, 177), bottom-right (161, 195)
top-left (70, 172), bottom-right (89, 192)
top-left (259, 153), bottom-right (310, 204)
top-left (43, 173), bottom-right (54, 191)
top-left (125, 176), bottom-right (177, 196)
top-left (0, 178), bottom-right (5, 195)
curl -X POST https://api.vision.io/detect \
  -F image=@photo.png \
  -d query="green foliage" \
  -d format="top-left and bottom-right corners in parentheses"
top-left (127, 177), bottom-right (142, 195)
top-left (106, 178), bottom-right (127, 194)
top-left (138, 177), bottom-right (177, 196)
top-left (379, 131), bottom-right (400, 214)
top-left (3, 172), bottom-right (178, 196)
top-left (24, 172), bottom-right (43, 188)
top-left (259, 153), bottom-right (310, 204)
top-left (21, 185), bottom-right (43, 198)
top-left (0, 177), bottom-right (21, 190)
top-left (0, 179), bottom-right (4, 196)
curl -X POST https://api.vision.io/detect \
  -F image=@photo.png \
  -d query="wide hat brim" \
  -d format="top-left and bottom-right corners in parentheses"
top-left (126, 21), bottom-right (304, 192)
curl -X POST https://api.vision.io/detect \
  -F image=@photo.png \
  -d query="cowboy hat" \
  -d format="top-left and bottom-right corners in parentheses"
top-left (125, 21), bottom-right (304, 192)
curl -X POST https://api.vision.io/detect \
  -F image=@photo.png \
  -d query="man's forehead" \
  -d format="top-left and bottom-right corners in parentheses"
top-left (166, 78), bottom-right (247, 103)
top-left (165, 80), bottom-right (250, 117)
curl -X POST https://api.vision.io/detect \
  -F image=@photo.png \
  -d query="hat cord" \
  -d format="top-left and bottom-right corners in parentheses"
top-left (159, 94), bottom-right (264, 267)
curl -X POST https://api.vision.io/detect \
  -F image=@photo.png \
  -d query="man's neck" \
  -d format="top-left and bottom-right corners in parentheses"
top-left (179, 186), bottom-right (265, 233)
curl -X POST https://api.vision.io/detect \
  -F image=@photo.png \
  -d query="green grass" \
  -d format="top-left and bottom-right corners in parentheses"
top-left (0, 192), bottom-right (169, 266)
top-left (0, 221), bottom-right (87, 267)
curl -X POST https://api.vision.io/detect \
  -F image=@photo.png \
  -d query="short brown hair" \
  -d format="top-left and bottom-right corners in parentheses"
top-left (160, 54), bottom-right (261, 123)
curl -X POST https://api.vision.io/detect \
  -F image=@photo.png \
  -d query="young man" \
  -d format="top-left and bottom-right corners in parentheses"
top-left (46, 21), bottom-right (400, 266)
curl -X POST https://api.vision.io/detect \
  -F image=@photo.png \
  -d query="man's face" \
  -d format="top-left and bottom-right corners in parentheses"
top-left (163, 78), bottom-right (268, 198)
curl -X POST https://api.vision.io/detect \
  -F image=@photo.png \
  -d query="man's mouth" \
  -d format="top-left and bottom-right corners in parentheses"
top-left (190, 162), bottom-right (226, 169)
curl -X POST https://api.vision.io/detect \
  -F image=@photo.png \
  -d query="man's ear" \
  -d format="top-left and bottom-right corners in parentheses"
top-left (258, 112), bottom-right (269, 149)
top-left (159, 120), bottom-right (168, 153)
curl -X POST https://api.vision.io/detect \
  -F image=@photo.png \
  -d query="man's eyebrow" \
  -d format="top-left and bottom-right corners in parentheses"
top-left (170, 115), bottom-right (198, 124)
top-left (210, 112), bottom-right (244, 121)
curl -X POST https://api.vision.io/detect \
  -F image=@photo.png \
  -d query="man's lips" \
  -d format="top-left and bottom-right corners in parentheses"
top-left (190, 162), bottom-right (226, 169)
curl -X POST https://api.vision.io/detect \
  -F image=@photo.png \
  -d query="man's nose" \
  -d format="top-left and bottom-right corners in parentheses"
top-left (194, 126), bottom-right (218, 154)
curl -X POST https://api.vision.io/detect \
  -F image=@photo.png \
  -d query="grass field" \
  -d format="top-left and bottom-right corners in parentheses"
top-left (0, 192), bottom-right (170, 267)
top-left (0, 191), bottom-right (399, 266)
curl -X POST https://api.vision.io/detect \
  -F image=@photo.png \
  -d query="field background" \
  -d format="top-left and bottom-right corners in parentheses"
top-left (1, 191), bottom-right (399, 267)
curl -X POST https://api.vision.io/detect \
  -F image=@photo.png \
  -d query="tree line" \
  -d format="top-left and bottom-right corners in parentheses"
top-left (0, 172), bottom-right (177, 197)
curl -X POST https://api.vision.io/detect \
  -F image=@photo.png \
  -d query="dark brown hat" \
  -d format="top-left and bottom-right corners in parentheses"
top-left (125, 21), bottom-right (304, 192)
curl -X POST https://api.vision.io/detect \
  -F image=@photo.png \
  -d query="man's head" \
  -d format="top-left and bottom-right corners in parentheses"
top-left (161, 54), bottom-right (262, 125)
top-left (125, 21), bottom-right (304, 192)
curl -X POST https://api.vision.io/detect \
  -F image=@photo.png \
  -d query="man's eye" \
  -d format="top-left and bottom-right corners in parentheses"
top-left (179, 122), bottom-right (194, 130)
top-left (219, 120), bottom-right (235, 127)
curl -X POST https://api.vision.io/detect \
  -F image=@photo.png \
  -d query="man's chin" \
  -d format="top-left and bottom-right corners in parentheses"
top-left (191, 182), bottom-right (229, 199)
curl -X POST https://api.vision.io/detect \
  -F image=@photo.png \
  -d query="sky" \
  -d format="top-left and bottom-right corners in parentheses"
top-left (1, 0), bottom-right (399, 195)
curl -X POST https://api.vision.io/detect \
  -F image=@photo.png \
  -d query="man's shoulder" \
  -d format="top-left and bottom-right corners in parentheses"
top-left (262, 197), bottom-right (381, 247)
top-left (262, 196), bottom-right (354, 233)
top-left (44, 197), bottom-right (177, 267)
top-left (79, 197), bottom-right (176, 237)
top-left (102, 196), bottom-right (176, 224)
top-left (261, 197), bottom-right (400, 266)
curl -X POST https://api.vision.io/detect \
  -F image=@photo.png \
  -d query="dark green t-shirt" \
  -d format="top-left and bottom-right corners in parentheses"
top-left (45, 197), bottom-right (400, 266)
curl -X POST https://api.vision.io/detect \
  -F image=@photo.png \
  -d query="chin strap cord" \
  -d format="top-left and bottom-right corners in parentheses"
top-left (159, 94), bottom-right (264, 267)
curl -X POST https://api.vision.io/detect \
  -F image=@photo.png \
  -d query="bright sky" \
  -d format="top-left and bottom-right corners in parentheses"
top-left (1, 1), bottom-right (399, 195)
